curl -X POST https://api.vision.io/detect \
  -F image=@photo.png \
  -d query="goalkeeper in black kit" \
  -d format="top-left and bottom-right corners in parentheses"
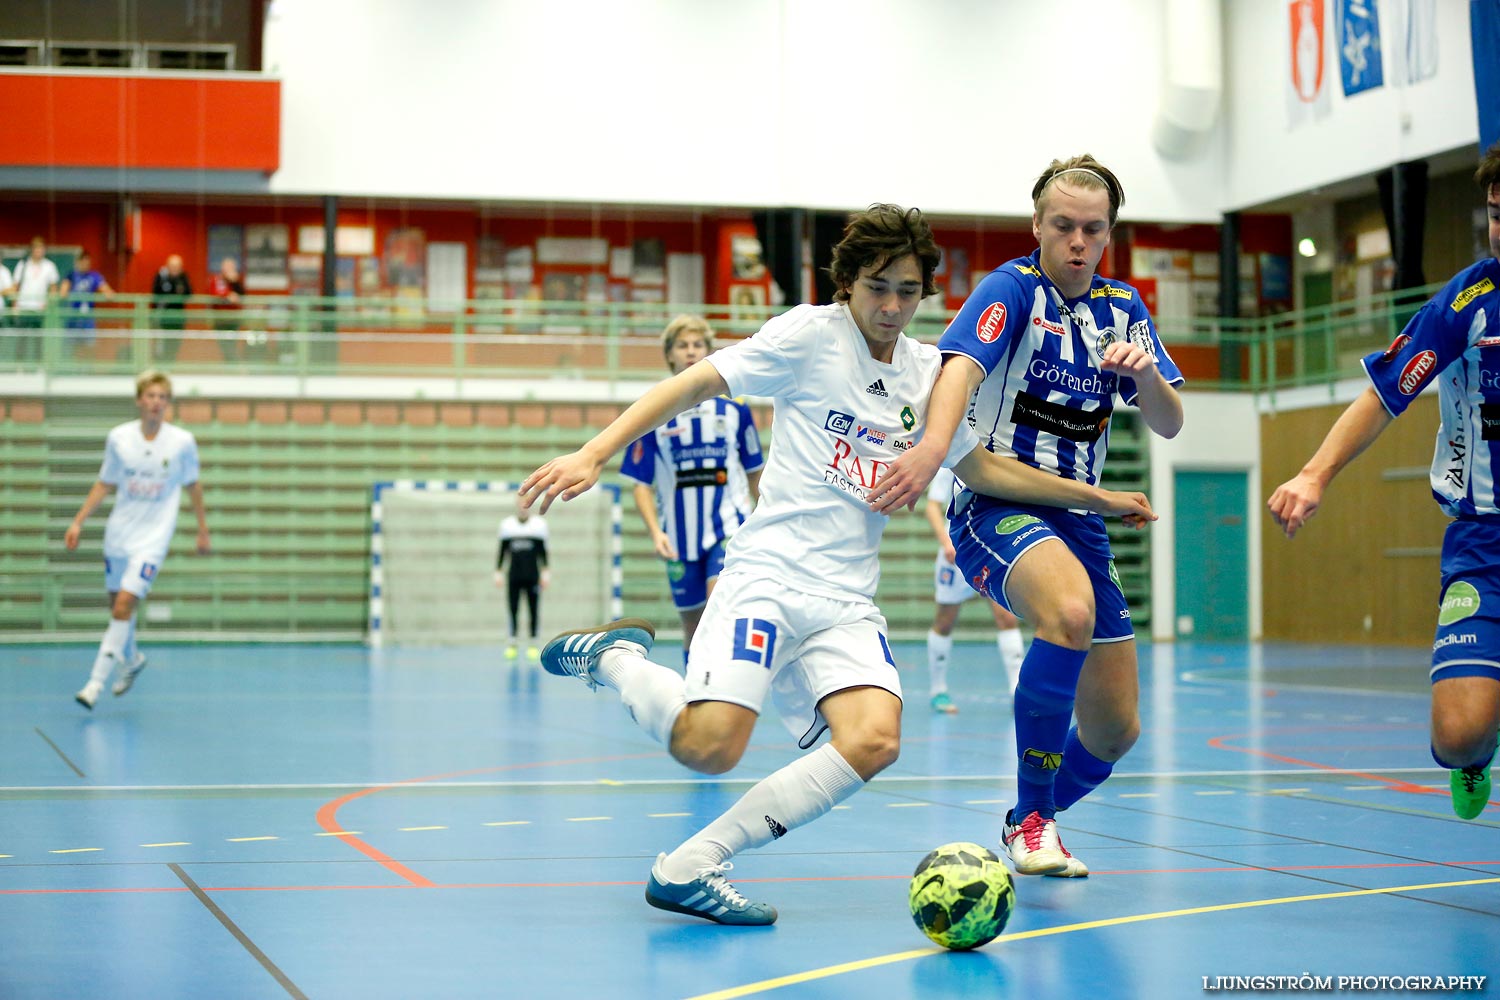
top-left (496, 502), bottom-right (549, 660)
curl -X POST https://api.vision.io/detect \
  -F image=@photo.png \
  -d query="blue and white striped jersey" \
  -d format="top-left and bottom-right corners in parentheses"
top-left (938, 250), bottom-right (1184, 487)
top-left (1362, 257), bottom-right (1500, 516)
top-left (620, 396), bottom-right (765, 561)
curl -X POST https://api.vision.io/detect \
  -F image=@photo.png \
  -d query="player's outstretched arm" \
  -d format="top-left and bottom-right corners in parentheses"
top-left (952, 446), bottom-right (1157, 525)
top-left (1099, 340), bottom-right (1183, 438)
top-left (520, 360), bottom-right (729, 514)
top-left (869, 356), bottom-right (984, 514)
top-left (64, 481), bottom-right (112, 550)
top-left (1268, 387), bottom-right (1392, 539)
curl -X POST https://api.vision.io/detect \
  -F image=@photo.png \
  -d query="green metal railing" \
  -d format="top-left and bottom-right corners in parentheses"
top-left (1, 283), bottom-right (1448, 393)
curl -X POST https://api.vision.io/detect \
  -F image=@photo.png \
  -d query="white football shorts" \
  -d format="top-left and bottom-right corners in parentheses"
top-left (103, 549), bottom-right (166, 599)
top-left (933, 552), bottom-right (980, 606)
top-left (686, 571), bottom-right (902, 749)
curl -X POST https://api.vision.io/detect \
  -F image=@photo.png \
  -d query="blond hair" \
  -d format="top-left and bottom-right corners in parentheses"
top-left (661, 314), bottom-right (714, 359)
top-left (1032, 154), bottom-right (1126, 227)
top-left (135, 369), bottom-right (172, 398)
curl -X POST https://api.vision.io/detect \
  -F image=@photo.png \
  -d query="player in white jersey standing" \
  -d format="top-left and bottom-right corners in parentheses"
top-left (64, 370), bottom-right (210, 708)
top-left (521, 204), bottom-right (1155, 925)
top-left (621, 315), bottom-right (763, 662)
top-left (924, 466), bottom-right (1027, 714)
top-left (1269, 142), bottom-right (1500, 821)
top-left (871, 155), bottom-right (1184, 879)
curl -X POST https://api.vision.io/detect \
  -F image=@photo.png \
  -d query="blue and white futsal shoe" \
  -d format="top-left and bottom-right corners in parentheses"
top-left (112, 651), bottom-right (147, 697)
top-left (645, 853), bottom-right (777, 925)
top-left (538, 618), bottom-right (655, 690)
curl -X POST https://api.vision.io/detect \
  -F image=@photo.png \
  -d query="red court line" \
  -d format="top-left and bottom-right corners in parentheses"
top-left (313, 751), bottom-right (667, 888)
top-left (1207, 729), bottom-right (1437, 796)
top-left (8, 860), bottom-right (1500, 896)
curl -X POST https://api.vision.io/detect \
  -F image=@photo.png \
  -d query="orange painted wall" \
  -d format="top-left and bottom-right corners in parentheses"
top-left (0, 73), bottom-right (280, 171)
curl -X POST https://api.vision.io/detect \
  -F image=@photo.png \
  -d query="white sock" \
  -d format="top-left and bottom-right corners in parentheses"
top-left (87, 618), bottom-right (131, 687)
top-left (597, 646), bottom-right (687, 746)
top-left (122, 613), bottom-right (138, 663)
top-left (927, 630), bottom-right (952, 695)
top-left (658, 744), bottom-right (864, 883)
top-left (997, 627), bottom-right (1024, 695)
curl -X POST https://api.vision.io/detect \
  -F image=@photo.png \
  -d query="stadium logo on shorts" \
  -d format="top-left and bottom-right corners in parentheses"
top-left (996, 515), bottom-right (1043, 535)
top-left (732, 618), bottom-right (778, 668)
top-left (824, 410), bottom-right (855, 436)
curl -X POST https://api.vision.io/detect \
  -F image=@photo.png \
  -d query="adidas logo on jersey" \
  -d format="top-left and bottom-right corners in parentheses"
top-left (865, 378), bottom-right (889, 397)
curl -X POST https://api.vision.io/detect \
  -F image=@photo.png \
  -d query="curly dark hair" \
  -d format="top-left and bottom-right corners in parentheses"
top-left (826, 204), bottom-right (941, 302)
top-left (1476, 141), bottom-right (1500, 194)
top-left (1031, 154), bottom-right (1126, 227)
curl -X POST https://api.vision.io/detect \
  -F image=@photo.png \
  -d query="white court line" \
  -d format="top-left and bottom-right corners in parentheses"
top-left (0, 767), bottom-right (1447, 795)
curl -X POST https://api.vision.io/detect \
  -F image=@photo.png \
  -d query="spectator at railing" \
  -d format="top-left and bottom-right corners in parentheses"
top-left (60, 249), bottom-right (116, 357)
top-left (150, 254), bottom-right (191, 362)
top-left (11, 236), bottom-right (60, 362)
top-left (208, 256), bottom-right (245, 362)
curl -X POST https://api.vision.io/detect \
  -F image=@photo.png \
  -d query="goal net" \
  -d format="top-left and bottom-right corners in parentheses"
top-left (368, 480), bottom-right (621, 647)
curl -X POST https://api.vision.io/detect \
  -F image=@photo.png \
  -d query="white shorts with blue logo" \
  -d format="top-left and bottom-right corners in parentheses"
top-left (104, 549), bottom-right (166, 599)
top-left (686, 570), bottom-right (902, 749)
top-left (934, 552), bottom-right (980, 606)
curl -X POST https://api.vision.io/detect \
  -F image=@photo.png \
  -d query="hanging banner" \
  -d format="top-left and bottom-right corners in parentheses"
top-left (1336, 0), bottom-right (1385, 96)
top-left (1474, 0), bottom-right (1500, 150)
top-left (1287, 0), bottom-right (1333, 129)
top-left (1396, 0), bottom-right (1439, 85)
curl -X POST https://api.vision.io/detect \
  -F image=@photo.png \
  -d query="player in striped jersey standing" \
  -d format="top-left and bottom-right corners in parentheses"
top-left (871, 155), bottom-right (1185, 879)
top-left (1270, 142), bottom-right (1500, 821)
top-left (621, 315), bottom-right (764, 662)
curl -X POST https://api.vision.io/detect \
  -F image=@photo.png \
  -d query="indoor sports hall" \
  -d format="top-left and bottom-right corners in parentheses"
top-left (2, 3), bottom-right (1497, 999)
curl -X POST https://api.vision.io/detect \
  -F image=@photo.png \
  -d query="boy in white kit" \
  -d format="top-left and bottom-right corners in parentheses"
top-left (924, 466), bottom-right (1027, 713)
top-left (521, 205), bottom-right (1153, 925)
top-left (65, 370), bottom-right (210, 708)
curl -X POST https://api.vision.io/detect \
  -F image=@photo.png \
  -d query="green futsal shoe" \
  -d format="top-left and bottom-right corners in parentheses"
top-left (1451, 761), bottom-right (1493, 820)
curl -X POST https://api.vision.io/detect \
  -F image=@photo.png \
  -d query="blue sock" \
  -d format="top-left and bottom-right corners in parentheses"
top-left (1432, 740), bottom-right (1497, 771)
top-left (1053, 726), bottom-right (1114, 810)
top-left (1011, 638), bottom-right (1088, 820)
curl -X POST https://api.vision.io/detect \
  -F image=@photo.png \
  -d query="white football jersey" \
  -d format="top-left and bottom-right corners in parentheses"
top-left (98, 420), bottom-right (200, 558)
top-left (709, 303), bottom-right (979, 601)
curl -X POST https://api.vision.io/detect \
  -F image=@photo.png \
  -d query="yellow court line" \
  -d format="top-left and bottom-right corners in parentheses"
top-left (1266, 788), bottom-right (1310, 795)
top-left (683, 876), bottom-right (1500, 1000)
top-left (399, 826), bottom-right (448, 832)
top-left (141, 842), bottom-right (190, 848)
top-left (484, 821), bottom-right (530, 827)
top-left (50, 848), bottom-right (101, 854)
top-left (567, 816), bottom-right (612, 822)
top-left (0, 855), bottom-right (10, 859)
top-left (226, 836), bottom-right (278, 843)
top-left (315, 830), bottom-right (364, 837)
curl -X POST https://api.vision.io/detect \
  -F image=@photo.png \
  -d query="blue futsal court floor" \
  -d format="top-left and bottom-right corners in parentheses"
top-left (2, 639), bottom-right (1496, 999)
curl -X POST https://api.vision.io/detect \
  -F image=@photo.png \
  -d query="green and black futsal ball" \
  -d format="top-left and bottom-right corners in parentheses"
top-left (908, 841), bottom-right (1015, 950)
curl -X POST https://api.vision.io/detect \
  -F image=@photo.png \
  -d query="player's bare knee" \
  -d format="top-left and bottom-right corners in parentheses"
top-left (835, 727), bottom-right (900, 780)
top-left (669, 735), bottom-right (743, 775)
top-left (1431, 723), bottom-right (1492, 768)
top-left (1036, 596), bottom-right (1094, 646)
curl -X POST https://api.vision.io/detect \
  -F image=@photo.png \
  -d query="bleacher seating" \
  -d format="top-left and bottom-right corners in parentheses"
top-left (1, 399), bottom-right (1151, 643)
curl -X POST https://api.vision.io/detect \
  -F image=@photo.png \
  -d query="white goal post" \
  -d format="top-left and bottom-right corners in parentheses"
top-left (368, 480), bottom-right (622, 647)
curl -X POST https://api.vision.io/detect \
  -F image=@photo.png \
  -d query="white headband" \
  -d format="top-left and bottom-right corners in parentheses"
top-left (1050, 167), bottom-right (1110, 191)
